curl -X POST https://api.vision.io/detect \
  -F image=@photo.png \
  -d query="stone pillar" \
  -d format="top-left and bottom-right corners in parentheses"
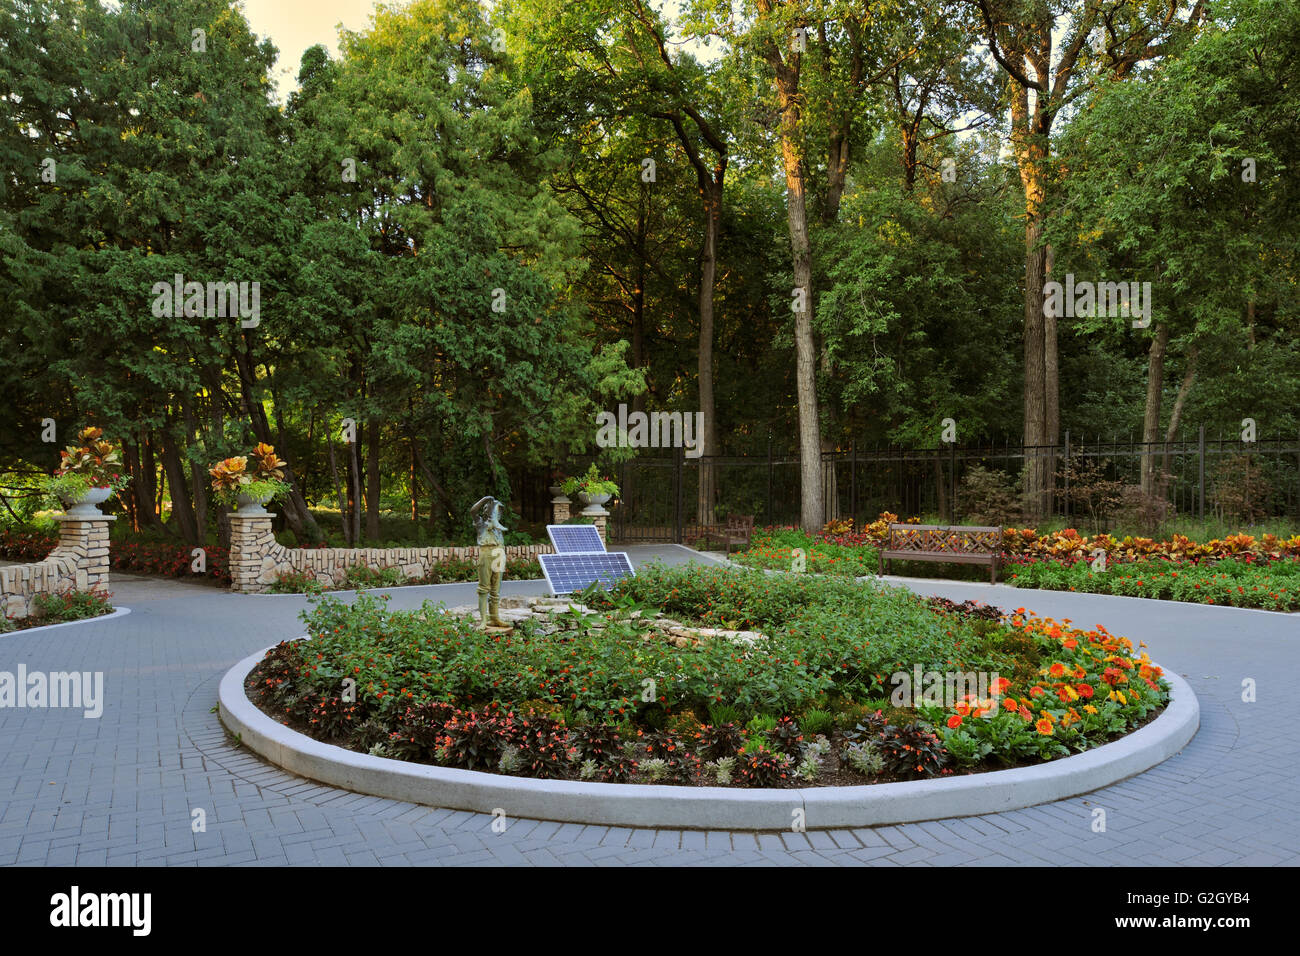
top-left (551, 494), bottom-right (571, 524)
top-left (54, 514), bottom-right (115, 590)
top-left (228, 513), bottom-right (276, 593)
top-left (588, 507), bottom-right (610, 545)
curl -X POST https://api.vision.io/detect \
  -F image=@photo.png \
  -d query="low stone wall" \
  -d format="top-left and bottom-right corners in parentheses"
top-left (0, 516), bottom-right (114, 620)
top-left (227, 514), bottom-right (554, 594)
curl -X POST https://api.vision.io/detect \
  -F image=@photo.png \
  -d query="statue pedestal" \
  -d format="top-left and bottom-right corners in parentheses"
top-left (551, 494), bottom-right (571, 524)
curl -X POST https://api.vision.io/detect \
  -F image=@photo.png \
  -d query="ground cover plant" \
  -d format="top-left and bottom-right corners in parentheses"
top-left (1006, 557), bottom-right (1300, 611)
top-left (246, 564), bottom-right (1169, 788)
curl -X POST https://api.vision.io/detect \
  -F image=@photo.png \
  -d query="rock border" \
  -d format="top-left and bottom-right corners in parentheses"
top-left (219, 641), bottom-right (1198, 830)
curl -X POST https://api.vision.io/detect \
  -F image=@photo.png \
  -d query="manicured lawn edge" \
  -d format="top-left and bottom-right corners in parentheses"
top-left (219, 638), bottom-right (1198, 830)
top-left (1, 605), bottom-right (130, 635)
top-left (870, 573), bottom-right (1300, 618)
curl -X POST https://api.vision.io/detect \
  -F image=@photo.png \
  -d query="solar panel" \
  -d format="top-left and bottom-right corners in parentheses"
top-left (547, 524), bottom-right (606, 554)
top-left (539, 551), bottom-right (635, 594)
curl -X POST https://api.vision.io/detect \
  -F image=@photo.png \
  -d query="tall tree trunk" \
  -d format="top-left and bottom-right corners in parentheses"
top-left (326, 431), bottom-right (350, 546)
top-left (234, 347), bottom-right (323, 543)
top-left (1140, 324), bottom-right (1170, 497)
top-left (122, 438), bottom-right (141, 531)
top-left (1022, 216), bottom-right (1049, 518)
top-left (1014, 88), bottom-right (1052, 519)
top-left (1159, 347), bottom-right (1197, 500)
top-left (410, 440), bottom-right (419, 523)
top-left (1044, 242), bottom-right (1060, 508)
top-left (758, 22), bottom-right (824, 531)
top-left (159, 426), bottom-right (200, 545)
top-left (366, 418), bottom-right (381, 540)
top-left (934, 453), bottom-right (948, 520)
top-left (139, 429), bottom-right (158, 527)
top-left (349, 436), bottom-right (362, 546)
top-left (696, 178), bottom-right (720, 526)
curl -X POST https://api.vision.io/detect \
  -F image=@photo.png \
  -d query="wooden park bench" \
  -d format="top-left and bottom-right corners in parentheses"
top-left (878, 524), bottom-right (1003, 583)
top-left (703, 514), bottom-right (755, 554)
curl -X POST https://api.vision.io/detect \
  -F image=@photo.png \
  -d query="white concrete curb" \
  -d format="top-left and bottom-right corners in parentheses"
top-left (2, 605), bottom-right (130, 635)
top-left (219, 640), bottom-right (1198, 830)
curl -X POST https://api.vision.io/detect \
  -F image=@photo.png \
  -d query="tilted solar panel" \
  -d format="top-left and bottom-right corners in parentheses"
top-left (546, 523), bottom-right (606, 554)
top-left (538, 551), bottom-right (635, 594)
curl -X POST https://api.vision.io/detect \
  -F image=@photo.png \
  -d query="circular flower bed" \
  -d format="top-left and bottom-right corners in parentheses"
top-left (245, 565), bottom-right (1169, 788)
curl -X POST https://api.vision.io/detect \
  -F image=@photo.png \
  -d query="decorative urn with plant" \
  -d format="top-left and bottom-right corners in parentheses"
top-left (562, 463), bottom-right (620, 513)
top-left (209, 443), bottom-right (291, 515)
top-left (547, 468), bottom-right (567, 499)
top-left (44, 427), bottom-right (131, 517)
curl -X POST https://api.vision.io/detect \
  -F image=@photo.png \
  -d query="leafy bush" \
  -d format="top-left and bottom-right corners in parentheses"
top-left (507, 712), bottom-right (575, 779)
top-left (736, 746), bottom-right (792, 787)
top-left (342, 564), bottom-right (405, 589)
top-left (437, 708), bottom-right (508, 772)
top-left (1212, 454), bottom-right (1273, 525)
top-left (767, 716), bottom-right (804, 757)
top-left (31, 587), bottom-right (112, 622)
top-left (869, 721), bottom-right (950, 779)
top-left (694, 722), bottom-right (745, 761)
top-left (267, 570), bottom-right (325, 594)
top-left (958, 465), bottom-right (1023, 526)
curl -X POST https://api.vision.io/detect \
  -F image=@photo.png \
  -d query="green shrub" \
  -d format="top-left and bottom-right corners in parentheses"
top-left (32, 587), bottom-right (112, 622)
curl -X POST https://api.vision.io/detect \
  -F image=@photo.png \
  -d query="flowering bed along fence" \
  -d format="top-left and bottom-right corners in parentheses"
top-left (731, 514), bottom-right (1300, 610)
top-left (0, 529), bottom-right (231, 585)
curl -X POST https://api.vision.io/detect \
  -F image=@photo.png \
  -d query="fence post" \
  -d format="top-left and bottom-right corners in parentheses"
top-left (1063, 430), bottom-right (1071, 521)
top-left (673, 445), bottom-right (683, 543)
top-left (766, 439), bottom-right (773, 524)
top-left (949, 441), bottom-right (957, 524)
top-left (850, 439), bottom-right (857, 528)
top-left (1198, 424), bottom-right (1206, 520)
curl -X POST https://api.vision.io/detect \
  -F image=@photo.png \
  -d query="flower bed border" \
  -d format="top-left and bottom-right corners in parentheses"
top-left (3, 605), bottom-right (130, 635)
top-left (218, 639), bottom-right (1198, 830)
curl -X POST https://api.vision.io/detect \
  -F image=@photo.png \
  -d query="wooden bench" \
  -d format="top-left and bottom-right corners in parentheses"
top-left (878, 524), bottom-right (1003, 583)
top-left (702, 514), bottom-right (755, 554)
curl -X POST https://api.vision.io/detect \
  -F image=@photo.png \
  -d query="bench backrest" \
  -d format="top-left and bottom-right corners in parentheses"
top-left (887, 523), bottom-right (1002, 554)
top-left (727, 514), bottom-right (755, 533)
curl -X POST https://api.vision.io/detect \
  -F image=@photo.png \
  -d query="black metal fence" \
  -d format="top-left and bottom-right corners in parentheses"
top-left (588, 427), bottom-right (1300, 543)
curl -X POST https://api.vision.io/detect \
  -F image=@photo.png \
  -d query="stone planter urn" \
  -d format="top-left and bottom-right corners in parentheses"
top-left (548, 484), bottom-right (565, 497)
top-left (235, 491), bottom-right (274, 515)
top-left (578, 491), bottom-right (612, 515)
top-left (63, 486), bottom-right (114, 517)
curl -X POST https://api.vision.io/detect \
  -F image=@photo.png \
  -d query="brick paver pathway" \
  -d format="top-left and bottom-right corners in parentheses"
top-left (2, 547), bottom-right (1295, 866)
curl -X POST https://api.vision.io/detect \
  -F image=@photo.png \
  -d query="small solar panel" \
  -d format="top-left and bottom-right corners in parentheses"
top-left (547, 524), bottom-right (606, 554)
top-left (539, 551), bottom-right (635, 594)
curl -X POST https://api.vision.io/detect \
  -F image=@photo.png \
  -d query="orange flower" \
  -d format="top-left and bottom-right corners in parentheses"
top-left (1035, 719), bottom-right (1054, 735)
top-left (946, 715), bottom-right (963, 729)
top-left (1049, 662), bottom-right (1066, 677)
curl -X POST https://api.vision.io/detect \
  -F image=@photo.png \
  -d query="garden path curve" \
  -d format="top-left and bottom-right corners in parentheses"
top-left (1, 546), bottom-right (1294, 867)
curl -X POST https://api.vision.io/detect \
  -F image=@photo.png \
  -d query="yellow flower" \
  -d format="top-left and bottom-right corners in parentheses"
top-left (1084, 704), bottom-right (1098, 715)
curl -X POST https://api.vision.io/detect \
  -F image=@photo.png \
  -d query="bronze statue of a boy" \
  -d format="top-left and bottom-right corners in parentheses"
top-left (470, 496), bottom-right (509, 629)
